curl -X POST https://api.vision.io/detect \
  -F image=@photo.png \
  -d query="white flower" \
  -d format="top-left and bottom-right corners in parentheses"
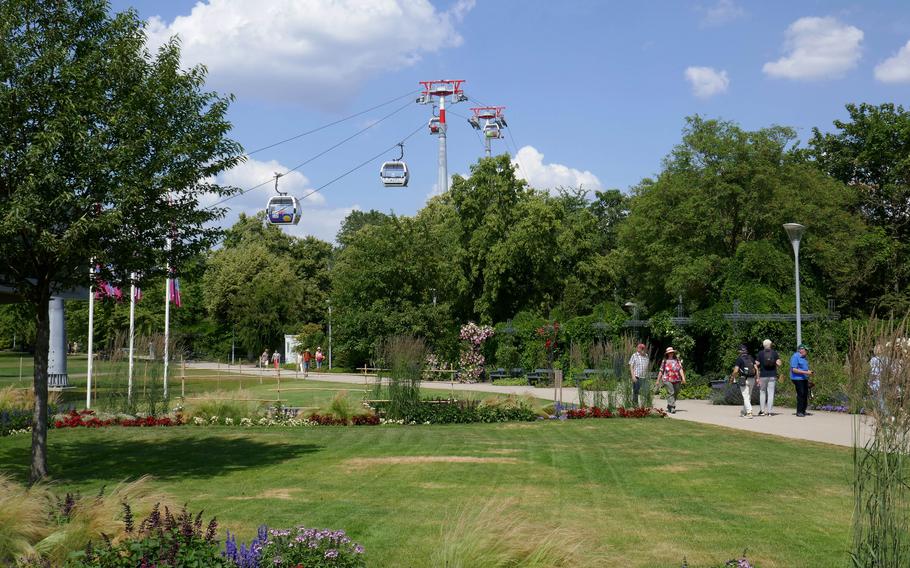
top-left (240, 417), bottom-right (253, 427)
top-left (193, 417), bottom-right (206, 426)
top-left (209, 415), bottom-right (219, 424)
top-left (224, 417), bottom-right (234, 425)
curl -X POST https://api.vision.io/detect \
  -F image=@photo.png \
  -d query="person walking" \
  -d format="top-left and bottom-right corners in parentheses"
top-left (656, 347), bottom-right (686, 414)
top-left (790, 344), bottom-right (813, 417)
top-left (260, 349), bottom-right (270, 369)
top-left (302, 348), bottom-right (312, 378)
top-left (628, 343), bottom-right (649, 407)
top-left (297, 350), bottom-right (305, 374)
top-left (756, 339), bottom-right (781, 416)
top-left (272, 350), bottom-right (281, 370)
top-left (869, 344), bottom-right (885, 411)
top-left (315, 347), bottom-right (325, 370)
top-left (731, 344), bottom-right (757, 419)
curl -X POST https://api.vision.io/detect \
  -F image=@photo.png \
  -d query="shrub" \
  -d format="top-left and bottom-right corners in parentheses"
top-left (326, 390), bottom-right (359, 424)
top-left (186, 392), bottom-right (262, 424)
top-left (491, 377), bottom-right (528, 386)
top-left (66, 504), bottom-right (229, 568)
top-left (677, 384), bottom-right (712, 400)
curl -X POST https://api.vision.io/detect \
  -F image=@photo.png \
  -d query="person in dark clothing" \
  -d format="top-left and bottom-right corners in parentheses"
top-left (731, 344), bottom-right (757, 418)
top-left (756, 339), bottom-right (782, 416)
top-left (790, 344), bottom-right (813, 417)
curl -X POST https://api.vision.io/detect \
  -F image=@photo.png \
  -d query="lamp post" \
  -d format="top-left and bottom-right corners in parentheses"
top-left (327, 301), bottom-right (333, 370)
top-left (783, 223), bottom-right (806, 347)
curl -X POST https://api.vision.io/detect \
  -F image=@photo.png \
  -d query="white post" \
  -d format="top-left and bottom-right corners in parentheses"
top-left (127, 275), bottom-right (136, 403)
top-left (328, 303), bottom-right (333, 370)
top-left (163, 272), bottom-right (171, 398)
top-left (794, 241), bottom-right (802, 347)
top-left (86, 267), bottom-right (95, 409)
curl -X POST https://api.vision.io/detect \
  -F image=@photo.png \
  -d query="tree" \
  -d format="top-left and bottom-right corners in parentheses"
top-left (203, 242), bottom-right (305, 358)
top-left (809, 103), bottom-right (910, 310)
top-left (0, 1), bottom-right (243, 480)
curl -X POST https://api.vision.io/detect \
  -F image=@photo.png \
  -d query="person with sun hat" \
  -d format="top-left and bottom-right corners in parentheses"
top-left (656, 346), bottom-right (686, 414)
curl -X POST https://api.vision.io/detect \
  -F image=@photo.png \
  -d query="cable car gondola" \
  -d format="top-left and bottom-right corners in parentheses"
top-left (428, 116), bottom-right (440, 134)
top-left (380, 143), bottom-right (409, 187)
top-left (266, 173), bottom-right (301, 225)
top-left (483, 122), bottom-right (501, 139)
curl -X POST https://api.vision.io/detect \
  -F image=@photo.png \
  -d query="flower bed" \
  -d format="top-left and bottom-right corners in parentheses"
top-left (53, 409), bottom-right (183, 429)
top-left (566, 406), bottom-right (667, 419)
top-left (224, 525), bottom-right (366, 568)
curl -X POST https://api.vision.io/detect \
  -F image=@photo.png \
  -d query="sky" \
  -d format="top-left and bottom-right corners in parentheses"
top-left (107, 0), bottom-right (910, 243)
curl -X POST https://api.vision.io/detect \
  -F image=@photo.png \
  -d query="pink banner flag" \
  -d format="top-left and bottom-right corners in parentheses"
top-left (168, 278), bottom-right (182, 308)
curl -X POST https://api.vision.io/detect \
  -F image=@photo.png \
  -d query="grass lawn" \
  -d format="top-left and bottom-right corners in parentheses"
top-left (0, 419), bottom-right (852, 567)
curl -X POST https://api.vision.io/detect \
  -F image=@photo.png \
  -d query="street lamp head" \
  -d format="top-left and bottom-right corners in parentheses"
top-left (783, 223), bottom-right (806, 243)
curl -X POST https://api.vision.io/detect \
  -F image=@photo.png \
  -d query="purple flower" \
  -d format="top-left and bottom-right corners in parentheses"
top-left (325, 548), bottom-right (339, 559)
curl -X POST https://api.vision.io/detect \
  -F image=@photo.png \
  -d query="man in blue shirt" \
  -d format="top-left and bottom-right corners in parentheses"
top-left (790, 344), bottom-right (813, 417)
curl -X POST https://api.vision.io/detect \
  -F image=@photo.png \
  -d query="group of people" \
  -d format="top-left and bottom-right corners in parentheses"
top-left (258, 347), bottom-right (326, 377)
top-left (731, 340), bottom-right (813, 418)
top-left (296, 346), bottom-right (325, 377)
top-left (627, 339), bottom-right (815, 417)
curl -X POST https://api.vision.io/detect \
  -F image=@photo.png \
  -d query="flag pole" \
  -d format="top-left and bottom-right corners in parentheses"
top-left (128, 273), bottom-right (136, 404)
top-left (86, 265), bottom-right (95, 409)
top-left (163, 240), bottom-right (171, 399)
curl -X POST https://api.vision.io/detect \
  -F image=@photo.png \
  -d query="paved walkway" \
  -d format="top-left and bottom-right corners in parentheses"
top-left (188, 362), bottom-right (873, 448)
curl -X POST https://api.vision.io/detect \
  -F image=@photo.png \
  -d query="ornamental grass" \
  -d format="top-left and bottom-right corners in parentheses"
top-left (847, 316), bottom-right (910, 567)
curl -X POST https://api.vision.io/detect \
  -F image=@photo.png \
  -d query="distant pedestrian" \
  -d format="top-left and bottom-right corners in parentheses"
top-left (790, 344), bottom-right (813, 417)
top-left (315, 347), bottom-right (325, 370)
top-left (628, 343), bottom-right (649, 407)
top-left (297, 350), bottom-right (305, 374)
top-left (869, 344), bottom-right (885, 410)
top-left (303, 348), bottom-right (312, 377)
top-left (260, 349), bottom-right (270, 369)
top-left (756, 339), bottom-right (781, 416)
top-left (657, 346), bottom-right (686, 414)
top-left (272, 350), bottom-right (281, 370)
top-left (731, 344), bottom-right (757, 419)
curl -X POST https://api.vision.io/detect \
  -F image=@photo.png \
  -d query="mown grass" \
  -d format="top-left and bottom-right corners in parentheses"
top-left (0, 419), bottom-right (852, 567)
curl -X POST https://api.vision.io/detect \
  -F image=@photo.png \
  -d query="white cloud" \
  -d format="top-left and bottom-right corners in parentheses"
top-left (700, 0), bottom-right (745, 26)
top-left (875, 40), bottom-right (910, 83)
top-left (216, 158), bottom-right (325, 206)
top-left (511, 146), bottom-right (602, 192)
top-left (763, 16), bottom-right (863, 80)
top-left (684, 66), bottom-right (730, 98)
top-left (146, 0), bottom-right (475, 106)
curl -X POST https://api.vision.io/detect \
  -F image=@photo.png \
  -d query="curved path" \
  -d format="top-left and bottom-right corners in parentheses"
top-left (188, 362), bottom-right (873, 448)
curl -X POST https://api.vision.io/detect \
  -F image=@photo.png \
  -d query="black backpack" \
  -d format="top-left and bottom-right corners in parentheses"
top-left (739, 355), bottom-right (755, 377)
top-left (759, 350), bottom-right (777, 371)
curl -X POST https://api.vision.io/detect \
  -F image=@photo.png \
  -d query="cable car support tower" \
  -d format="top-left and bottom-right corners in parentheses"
top-left (468, 106), bottom-right (507, 158)
top-left (417, 80), bottom-right (467, 194)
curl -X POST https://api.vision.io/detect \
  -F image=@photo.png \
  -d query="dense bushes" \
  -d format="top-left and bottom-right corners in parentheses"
top-left (370, 396), bottom-right (539, 425)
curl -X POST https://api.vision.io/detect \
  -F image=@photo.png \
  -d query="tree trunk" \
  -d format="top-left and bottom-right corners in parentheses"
top-left (30, 285), bottom-right (51, 483)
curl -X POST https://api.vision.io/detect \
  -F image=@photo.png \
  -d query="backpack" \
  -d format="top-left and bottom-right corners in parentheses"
top-left (738, 355), bottom-right (755, 377)
top-left (760, 350), bottom-right (777, 371)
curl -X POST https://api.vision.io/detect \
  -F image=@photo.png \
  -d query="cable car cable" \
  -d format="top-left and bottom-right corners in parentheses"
top-left (207, 100), bottom-right (414, 210)
top-left (244, 89), bottom-right (419, 156)
top-left (297, 121), bottom-right (426, 203)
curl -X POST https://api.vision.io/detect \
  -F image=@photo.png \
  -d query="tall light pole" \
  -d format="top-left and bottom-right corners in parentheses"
top-left (783, 223), bottom-right (806, 347)
top-left (327, 301), bottom-right (333, 370)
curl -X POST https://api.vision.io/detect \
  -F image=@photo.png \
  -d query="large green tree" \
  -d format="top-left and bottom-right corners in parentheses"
top-left (0, 0), bottom-right (243, 480)
top-left (616, 116), bottom-right (884, 366)
top-left (809, 103), bottom-right (910, 311)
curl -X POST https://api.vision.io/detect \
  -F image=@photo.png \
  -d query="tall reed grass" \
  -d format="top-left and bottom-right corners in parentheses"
top-left (374, 336), bottom-right (426, 420)
top-left (847, 317), bottom-right (910, 567)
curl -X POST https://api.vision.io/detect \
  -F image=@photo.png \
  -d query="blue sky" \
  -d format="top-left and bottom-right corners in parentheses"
top-left (108, 0), bottom-right (910, 242)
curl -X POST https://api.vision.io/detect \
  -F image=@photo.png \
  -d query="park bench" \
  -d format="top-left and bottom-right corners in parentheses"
top-left (526, 368), bottom-right (554, 386)
top-left (488, 368), bottom-right (509, 381)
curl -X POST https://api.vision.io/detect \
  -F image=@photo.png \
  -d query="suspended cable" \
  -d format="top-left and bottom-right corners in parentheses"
top-left (207, 100), bottom-right (414, 210)
top-left (244, 89), bottom-right (419, 156)
top-left (298, 121), bottom-right (426, 202)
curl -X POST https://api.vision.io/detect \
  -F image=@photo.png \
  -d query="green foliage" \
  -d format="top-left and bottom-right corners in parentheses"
top-left (810, 103), bottom-right (910, 312)
top-left (66, 504), bottom-right (228, 568)
top-left (295, 323), bottom-right (325, 353)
